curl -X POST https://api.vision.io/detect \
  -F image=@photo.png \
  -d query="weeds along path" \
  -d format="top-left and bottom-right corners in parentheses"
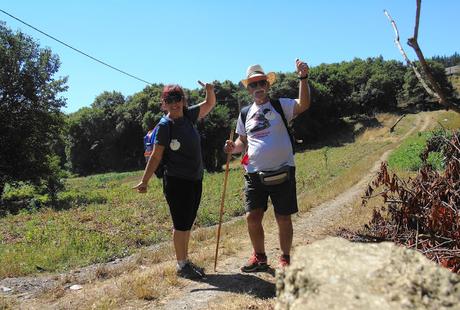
top-left (1, 112), bottom-right (434, 309)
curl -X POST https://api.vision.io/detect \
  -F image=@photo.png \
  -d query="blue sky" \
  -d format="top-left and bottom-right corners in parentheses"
top-left (1, 1), bottom-right (458, 113)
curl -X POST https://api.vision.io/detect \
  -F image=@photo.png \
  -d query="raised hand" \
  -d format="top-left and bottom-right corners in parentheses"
top-left (295, 58), bottom-right (309, 78)
top-left (198, 80), bottom-right (214, 93)
top-left (196, 80), bottom-right (217, 119)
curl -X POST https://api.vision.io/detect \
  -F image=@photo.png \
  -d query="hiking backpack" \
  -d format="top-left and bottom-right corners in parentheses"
top-left (143, 127), bottom-right (157, 162)
top-left (240, 99), bottom-right (296, 153)
top-left (144, 123), bottom-right (170, 178)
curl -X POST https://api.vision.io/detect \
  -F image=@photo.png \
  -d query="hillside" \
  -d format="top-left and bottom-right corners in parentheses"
top-left (1, 110), bottom-right (459, 309)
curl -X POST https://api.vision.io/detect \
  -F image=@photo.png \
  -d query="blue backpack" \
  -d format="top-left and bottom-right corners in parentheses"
top-left (143, 122), bottom-right (171, 178)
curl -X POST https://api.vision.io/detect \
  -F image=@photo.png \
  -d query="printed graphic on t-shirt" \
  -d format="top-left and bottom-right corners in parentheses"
top-left (248, 108), bottom-right (272, 134)
top-left (235, 98), bottom-right (296, 173)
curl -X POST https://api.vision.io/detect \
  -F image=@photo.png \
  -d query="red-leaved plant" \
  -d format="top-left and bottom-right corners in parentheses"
top-left (339, 130), bottom-right (459, 273)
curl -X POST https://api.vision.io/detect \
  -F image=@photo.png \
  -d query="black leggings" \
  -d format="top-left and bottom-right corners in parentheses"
top-left (163, 175), bottom-right (202, 231)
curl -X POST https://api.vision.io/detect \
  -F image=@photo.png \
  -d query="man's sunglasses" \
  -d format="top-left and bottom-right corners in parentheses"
top-left (164, 94), bottom-right (183, 104)
top-left (248, 80), bottom-right (268, 89)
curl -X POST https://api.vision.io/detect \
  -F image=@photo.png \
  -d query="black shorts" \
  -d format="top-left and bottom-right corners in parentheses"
top-left (163, 175), bottom-right (202, 231)
top-left (244, 166), bottom-right (298, 215)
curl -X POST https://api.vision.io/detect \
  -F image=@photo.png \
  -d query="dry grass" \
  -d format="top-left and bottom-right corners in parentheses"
top-left (449, 75), bottom-right (460, 95)
top-left (59, 273), bottom-right (77, 285)
top-left (0, 296), bottom-right (16, 310)
top-left (88, 297), bottom-right (119, 310)
top-left (357, 113), bottom-right (401, 142)
top-left (119, 267), bottom-right (178, 301)
top-left (333, 195), bottom-right (382, 234)
top-left (219, 231), bottom-right (243, 257)
top-left (117, 264), bottom-right (185, 307)
top-left (207, 293), bottom-right (275, 309)
top-left (134, 244), bottom-right (175, 266)
top-left (94, 264), bottom-right (111, 280)
top-left (45, 285), bottom-right (66, 301)
top-left (296, 143), bottom-right (390, 215)
top-left (26, 263), bottom-right (187, 309)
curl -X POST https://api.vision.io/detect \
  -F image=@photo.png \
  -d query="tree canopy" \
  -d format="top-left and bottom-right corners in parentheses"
top-left (1, 17), bottom-right (457, 212)
top-left (0, 21), bottom-right (67, 199)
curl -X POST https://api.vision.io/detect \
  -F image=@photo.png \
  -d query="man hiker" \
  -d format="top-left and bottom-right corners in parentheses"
top-left (223, 59), bottom-right (310, 271)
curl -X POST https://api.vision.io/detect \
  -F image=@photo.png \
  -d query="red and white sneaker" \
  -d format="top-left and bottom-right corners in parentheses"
top-left (279, 254), bottom-right (290, 268)
top-left (241, 253), bottom-right (268, 272)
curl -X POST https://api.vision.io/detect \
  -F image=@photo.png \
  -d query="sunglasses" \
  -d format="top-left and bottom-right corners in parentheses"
top-left (248, 80), bottom-right (268, 89)
top-left (164, 94), bottom-right (183, 104)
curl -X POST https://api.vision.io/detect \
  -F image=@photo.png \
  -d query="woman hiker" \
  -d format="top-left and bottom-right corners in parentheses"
top-left (133, 82), bottom-right (216, 279)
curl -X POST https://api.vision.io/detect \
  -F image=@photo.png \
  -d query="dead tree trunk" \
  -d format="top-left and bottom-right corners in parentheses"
top-left (407, 0), bottom-right (449, 107)
top-left (384, 10), bottom-right (437, 99)
top-left (384, 0), bottom-right (460, 113)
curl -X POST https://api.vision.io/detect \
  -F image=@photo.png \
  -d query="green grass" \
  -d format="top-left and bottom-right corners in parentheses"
top-left (0, 141), bottom-right (391, 278)
top-left (388, 132), bottom-right (430, 171)
top-left (387, 110), bottom-right (460, 174)
top-left (0, 111), bottom-right (458, 278)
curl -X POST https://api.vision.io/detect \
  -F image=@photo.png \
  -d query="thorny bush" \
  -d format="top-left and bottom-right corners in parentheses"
top-left (339, 130), bottom-right (460, 273)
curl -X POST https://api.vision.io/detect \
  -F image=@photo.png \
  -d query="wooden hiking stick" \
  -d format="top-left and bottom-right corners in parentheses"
top-left (214, 129), bottom-right (234, 271)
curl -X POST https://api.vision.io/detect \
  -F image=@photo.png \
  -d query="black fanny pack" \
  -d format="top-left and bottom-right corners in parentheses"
top-left (257, 166), bottom-right (291, 186)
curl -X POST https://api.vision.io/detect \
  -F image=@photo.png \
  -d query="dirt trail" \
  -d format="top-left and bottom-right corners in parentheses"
top-left (1, 113), bottom-right (434, 309)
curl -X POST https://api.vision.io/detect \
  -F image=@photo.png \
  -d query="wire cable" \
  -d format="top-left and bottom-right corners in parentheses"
top-left (0, 8), bottom-right (152, 85)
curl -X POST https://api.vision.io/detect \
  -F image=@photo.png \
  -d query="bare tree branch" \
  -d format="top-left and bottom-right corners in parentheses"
top-left (383, 9), bottom-right (437, 99)
top-left (407, 38), bottom-right (450, 105)
top-left (413, 0), bottom-right (421, 41)
top-left (384, 4), bottom-right (460, 114)
top-left (407, 0), bottom-right (457, 110)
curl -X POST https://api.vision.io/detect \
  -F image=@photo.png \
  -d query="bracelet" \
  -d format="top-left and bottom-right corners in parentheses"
top-left (298, 75), bottom-right (308, 80)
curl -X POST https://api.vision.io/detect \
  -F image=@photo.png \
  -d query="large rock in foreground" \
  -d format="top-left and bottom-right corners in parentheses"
top-left (276, 237), bottom-right (460, 310)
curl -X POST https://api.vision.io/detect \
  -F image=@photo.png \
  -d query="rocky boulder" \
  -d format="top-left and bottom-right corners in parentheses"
top-left (276, 237), bottom-right (460, 310)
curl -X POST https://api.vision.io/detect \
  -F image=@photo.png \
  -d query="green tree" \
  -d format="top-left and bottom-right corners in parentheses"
top-left (91, 90), bottom-right (125, 110)
top-left (430, 52), bottom-right (460, 67)
top-left (66, 101), bottom-right (141, 175)
top-left (197, 104), bottom-right (232, 172)
top-left (0, 22), bottom-right (67, 201)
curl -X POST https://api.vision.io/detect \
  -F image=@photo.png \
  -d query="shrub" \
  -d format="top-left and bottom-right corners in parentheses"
top-left (341, 130), bottom-right (460, 273)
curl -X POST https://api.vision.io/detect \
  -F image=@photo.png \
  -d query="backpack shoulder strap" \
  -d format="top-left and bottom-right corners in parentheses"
top-left (270, 98), bottom-right (296, 154)
top-left (270, 99), bottom-right (288, 128)
top-left (153, 118), bottom-right (173, 147)
top-left (150, 127), bottom-right (158, 143)
top-left (240, 105), bottom-right (251, 133)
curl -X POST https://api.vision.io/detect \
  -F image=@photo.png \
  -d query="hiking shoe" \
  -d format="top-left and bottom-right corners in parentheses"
top-left (177, 262), bottom-right (205, 280)
top-left (241, 253), bottom-right (268, 272)
top-left (279, 254), bottom-right (290, 268)
top-left (187, 261), bottom-right (206, 278)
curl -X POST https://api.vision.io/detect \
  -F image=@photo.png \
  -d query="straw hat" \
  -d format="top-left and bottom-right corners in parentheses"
top-left (240, 64), bottom-right (276, 87)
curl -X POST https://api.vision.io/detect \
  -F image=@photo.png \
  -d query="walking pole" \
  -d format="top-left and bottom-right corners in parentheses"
top-left (214, 129), bottom-right (234, 271)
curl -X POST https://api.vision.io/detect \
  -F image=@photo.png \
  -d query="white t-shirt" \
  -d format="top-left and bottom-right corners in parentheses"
top-left (236, 98), bottom-right (296, 173)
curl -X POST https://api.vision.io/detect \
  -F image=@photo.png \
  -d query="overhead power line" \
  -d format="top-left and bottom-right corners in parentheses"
top-left (0, 8), bottom-right (152, 85)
